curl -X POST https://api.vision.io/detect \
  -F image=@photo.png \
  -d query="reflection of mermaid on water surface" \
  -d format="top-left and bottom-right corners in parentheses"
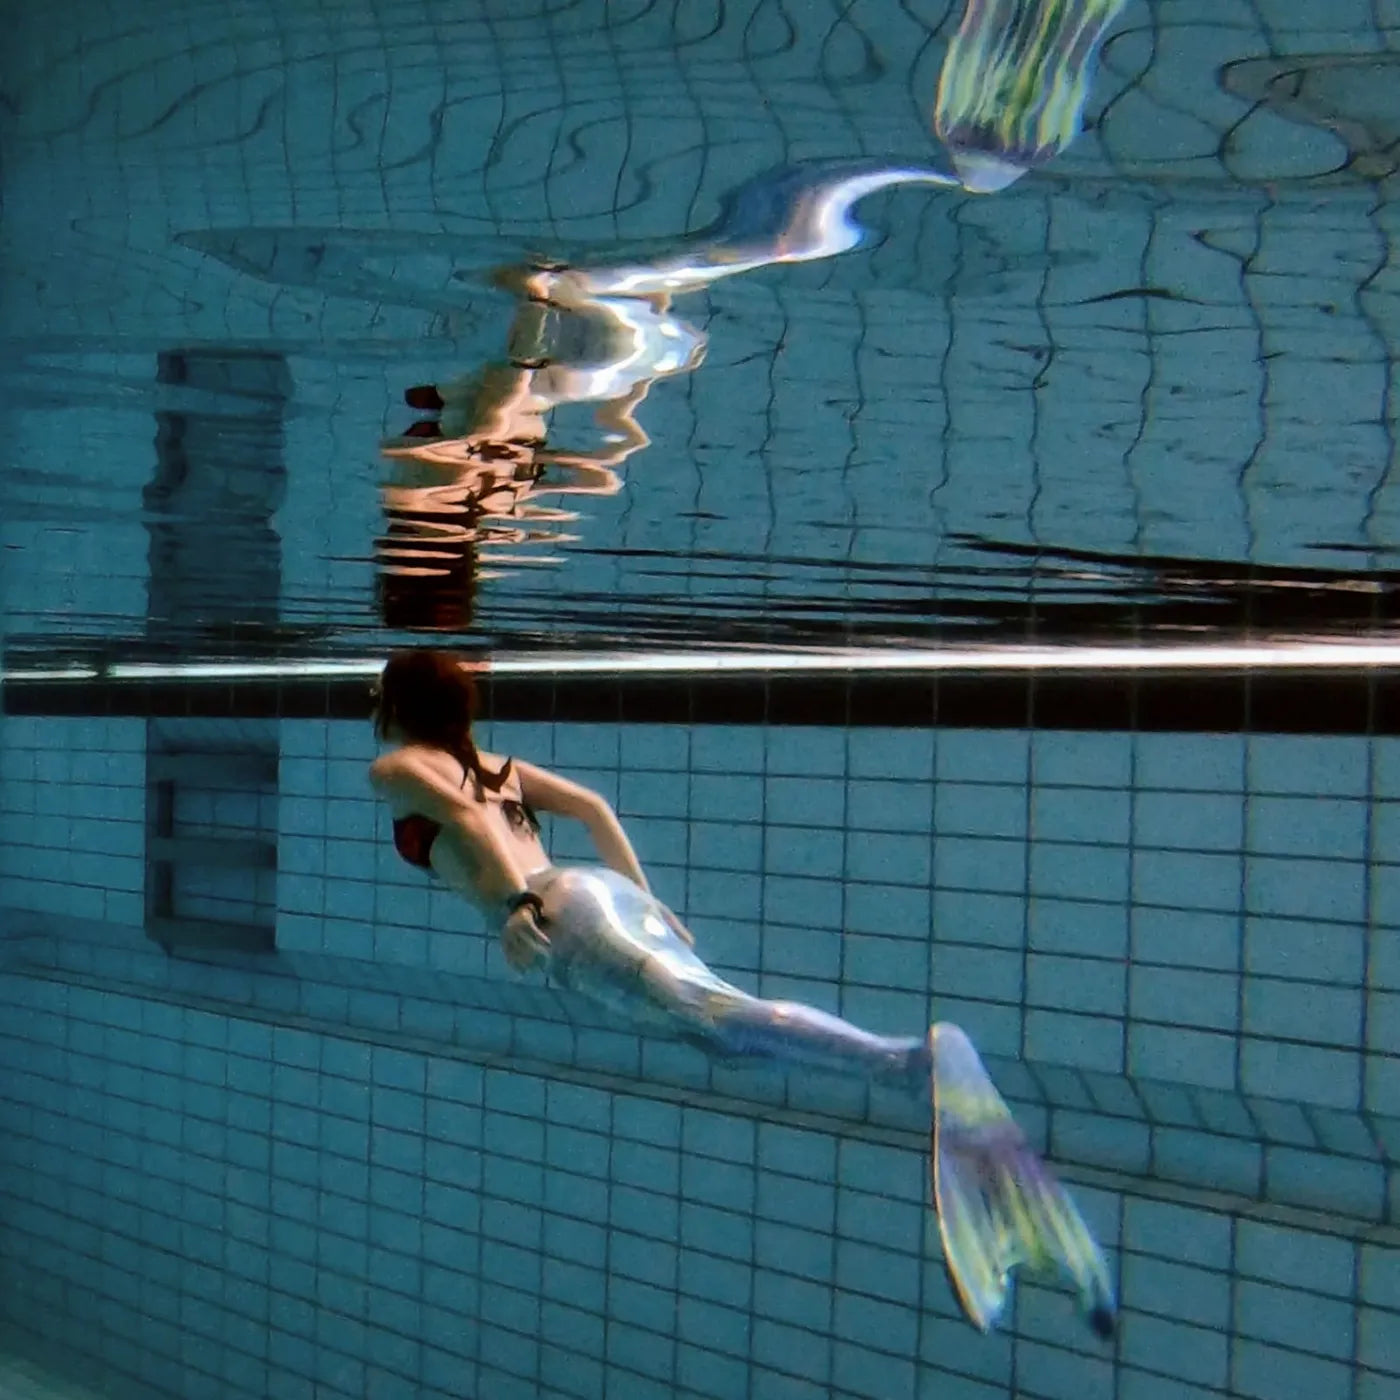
top-left (375, 159), bottom-right (963, 630)
top-left (934, 0), bottom-right (1131, 192)
top-left (377, 0), bottom-right (1135, 618)
top-left (376, 269), bottom-right (705, 628)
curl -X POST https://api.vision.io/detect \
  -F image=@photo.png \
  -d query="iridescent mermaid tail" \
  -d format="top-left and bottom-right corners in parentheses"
top-left (931, 1024), bottom-right (1117, 1335)
top-left (523, 867), bottom-right (1116, 1336)
top-left (933, 0), bottom-right (1131, 192)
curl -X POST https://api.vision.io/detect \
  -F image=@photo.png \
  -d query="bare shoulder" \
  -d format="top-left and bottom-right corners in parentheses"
top-left (368, 745), bottom-right (485, 826)
top-left (368, 747), bottom-right (404, 786)
top-left (370, 744), bottom-right (457, 786)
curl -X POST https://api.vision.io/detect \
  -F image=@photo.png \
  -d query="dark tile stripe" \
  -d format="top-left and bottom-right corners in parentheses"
top-left (3, 668), bottom-right (1393, 734)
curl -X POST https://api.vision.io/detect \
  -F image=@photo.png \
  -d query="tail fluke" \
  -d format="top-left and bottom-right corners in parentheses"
top-left (933, 0), bottom-right (1132, 190)
top-left (930, 1023), bottom-right (1117, 1337)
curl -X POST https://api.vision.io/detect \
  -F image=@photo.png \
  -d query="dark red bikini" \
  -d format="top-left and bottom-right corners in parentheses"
top-left (391, 757), bottom-right (541, 871)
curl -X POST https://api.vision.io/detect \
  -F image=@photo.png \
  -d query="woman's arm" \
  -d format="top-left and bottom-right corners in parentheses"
top-left (369, 750), bottom-right (533, 893)
top-left (513, 759), bottom-right (650, 892)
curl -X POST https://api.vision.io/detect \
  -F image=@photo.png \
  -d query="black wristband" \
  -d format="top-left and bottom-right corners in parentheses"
top-left (506, 890), bottom-right (548, 925)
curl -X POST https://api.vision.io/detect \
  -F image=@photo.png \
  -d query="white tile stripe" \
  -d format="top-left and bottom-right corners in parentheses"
top-left (5, 638), bottom-right (1400, 684)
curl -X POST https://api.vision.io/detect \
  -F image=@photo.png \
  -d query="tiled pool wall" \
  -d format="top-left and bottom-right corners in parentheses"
top-left (0, 713), bottom-right (1397, 1399)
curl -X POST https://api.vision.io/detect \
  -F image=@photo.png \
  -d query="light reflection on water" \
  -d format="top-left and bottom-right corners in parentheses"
top-left (4, 0), bottom-right (1394, 667)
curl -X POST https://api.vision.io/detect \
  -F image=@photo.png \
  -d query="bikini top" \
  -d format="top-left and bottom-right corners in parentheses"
top-left (391, 756), bottom-right (541, 871)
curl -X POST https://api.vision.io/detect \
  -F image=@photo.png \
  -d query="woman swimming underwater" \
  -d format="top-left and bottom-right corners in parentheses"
top-left (368, 649), bottom-right (1116, 1338)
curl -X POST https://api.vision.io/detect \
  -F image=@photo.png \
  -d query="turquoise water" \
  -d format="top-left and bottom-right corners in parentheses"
top-left (2, 1), bottom-right (1399, 1398)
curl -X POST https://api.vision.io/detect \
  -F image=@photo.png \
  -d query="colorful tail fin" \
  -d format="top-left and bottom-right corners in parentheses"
top-left (933, 0), bottom-right (1131, 189)
top-left (929, 1023), bottom-right (1117, 1337)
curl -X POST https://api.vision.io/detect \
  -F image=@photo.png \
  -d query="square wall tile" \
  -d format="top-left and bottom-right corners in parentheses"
top-left (1030, 842), bottom-right (1130, 904)
top-left (1245, 916), bottom-right (1364, 984)
top-left (1131, 907), bottom-right (1241, 971)
top-left (1134, 788), bottom-right (1245, 853)
top-left (1129, 1022), bottom-right (1237, 1091)
top-left (1131, 966), bottom-right (1239, 1032)
top-left (1027, 954), bottom-right (1126, 1017)
top-left (1033, 787), bottom-right (1131, 845)
top-left (1031, 732), bottom-right (1132, 789)
top-left (1136, 734), bottom-right (1245, 792)
top-left (1028, 897), bottom-right (1126, 959)
top-left (1243, 979), bottom-right (1362, 1049)
top-left (1249, 796), bottom-right (1367, 861)
top-left (1231, 1341), bottom-right (1351, 1400)
top-left (1239, 1039), bottom-right (1361, 1111)
top-left (1237, 1221), bottom-right (1356, 1299)
top-left (1249, 736), bottom-right (1369, 797)
top-left (848, 730), bottom-right (935, 782)
top-left (936, 732), bottom-right (1030, 785)
top-left (1024, 1009), bottom-right (1124, 1073)
top-left (1133, 850), bottom-right (1243, 914)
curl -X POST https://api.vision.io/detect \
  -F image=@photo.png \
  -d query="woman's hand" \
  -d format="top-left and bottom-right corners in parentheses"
top-left (512, 760), bottom-right (651, 892)
top-left (502, 905), bottom-right (549, 971)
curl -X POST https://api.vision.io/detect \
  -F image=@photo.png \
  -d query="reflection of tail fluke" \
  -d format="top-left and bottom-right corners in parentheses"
top-left (930, 1024), bottom-right (1116, 1337)
top-left (934, 0), bottom-right (1131, 191)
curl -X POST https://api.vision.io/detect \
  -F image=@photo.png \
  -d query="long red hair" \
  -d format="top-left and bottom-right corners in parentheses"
top-left (374, 649), bottom-right (509, 795)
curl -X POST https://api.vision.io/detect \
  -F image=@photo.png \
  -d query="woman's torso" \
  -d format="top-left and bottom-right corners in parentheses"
top-left (387, 745), bottom-right (549, 907)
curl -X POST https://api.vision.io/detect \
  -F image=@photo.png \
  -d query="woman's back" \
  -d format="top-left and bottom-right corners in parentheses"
top-left (380, 742), bottom-right (548, 905)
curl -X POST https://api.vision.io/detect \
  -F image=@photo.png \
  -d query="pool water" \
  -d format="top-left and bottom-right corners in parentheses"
top-left (1, 1), bottom-right (1398, 1398)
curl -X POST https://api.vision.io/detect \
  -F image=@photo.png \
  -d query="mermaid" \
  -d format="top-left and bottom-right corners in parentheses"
top-left (367, 649), bottom-right (1116, 1337)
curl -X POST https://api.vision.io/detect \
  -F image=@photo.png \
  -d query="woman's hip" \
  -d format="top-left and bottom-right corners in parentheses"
top-left (525, 864), bottom-right (736, 1014)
